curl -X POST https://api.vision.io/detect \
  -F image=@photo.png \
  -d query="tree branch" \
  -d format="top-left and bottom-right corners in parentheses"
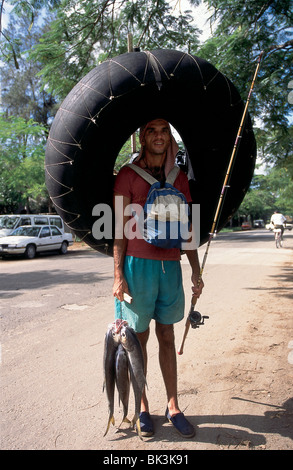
top-left (1, 30), bottom-right (20, 69)
top-left (267, 39), bottom-right (293, 54)
top-left (137, 0), bottom-right (160, 47)
top-left (0, 0), bottom-right (5, 33)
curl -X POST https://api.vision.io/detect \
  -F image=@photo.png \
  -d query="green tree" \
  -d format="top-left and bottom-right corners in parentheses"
top-left (256, 125), bottom-right (293, 177)
top-left (1, 7), bottom-right (57, 124)
top-left (0, 1), bottom-right (60, 212)
top-left (1, 0), bottom-right (293, 214)
top-left (199, 0), bottom-right (293, 175)
top-left (28, 0), bottom-right (201, 99)
top-left (114, 132), bottom-right (140, 172)
top-left (263, 167), bottom-right (293, 214)
top-left (237, 186), bottom-right (275, 222)
top-left (0, 114), bottom-right (48, 213)
top-left (237, 166), bottom-right (293, 223)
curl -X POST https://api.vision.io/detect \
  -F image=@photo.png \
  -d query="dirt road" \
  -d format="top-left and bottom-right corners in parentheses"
top-left (1, 230), bottom-right (292, 452)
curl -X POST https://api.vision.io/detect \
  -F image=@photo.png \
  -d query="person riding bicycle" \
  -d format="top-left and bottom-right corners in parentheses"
top-left (270, 211), bottom-right (286, 239)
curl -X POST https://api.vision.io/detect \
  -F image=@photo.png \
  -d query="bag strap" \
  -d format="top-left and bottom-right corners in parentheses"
top-left (126, 163), bottom-right (180, 186)
top-left (126, 163), bottom-right (158, 185)
top-left (166, 166), bottom-right (180, 185)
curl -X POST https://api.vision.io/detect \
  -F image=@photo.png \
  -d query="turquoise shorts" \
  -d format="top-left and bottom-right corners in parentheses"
top-left (114, 256), bottom-right (185, 333)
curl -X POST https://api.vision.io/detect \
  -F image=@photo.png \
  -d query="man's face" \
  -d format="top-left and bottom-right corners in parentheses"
top-left (141, 119), bottom-right (171, 156)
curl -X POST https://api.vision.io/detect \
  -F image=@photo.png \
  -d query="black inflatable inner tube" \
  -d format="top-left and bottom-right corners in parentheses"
top-left (45, 49), bottom-right (256, 256)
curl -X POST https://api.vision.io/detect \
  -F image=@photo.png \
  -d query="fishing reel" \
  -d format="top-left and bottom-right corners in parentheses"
top-left (188, 310), bottom-right (209, 329)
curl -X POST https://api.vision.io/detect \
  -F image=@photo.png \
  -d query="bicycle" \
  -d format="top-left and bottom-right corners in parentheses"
top-left (273, 226), bottom-right (283, 248)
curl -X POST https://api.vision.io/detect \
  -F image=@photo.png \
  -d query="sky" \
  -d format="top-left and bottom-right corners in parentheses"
top-left (1, 1), bottom-right (13, 29)
top-left (170, 0), bottom-right (214, 42)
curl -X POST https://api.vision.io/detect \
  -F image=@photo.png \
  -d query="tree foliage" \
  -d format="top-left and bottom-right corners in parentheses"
top-left (1, 9), bottom-right (57, 124)
top-left (28, 0), bottom-right (201, 98)
top-left (0, 0), bottom-right (292, 215)
top-left (0, 114), bottom-right (48, 213)
top-left (199, 0), bottom-right (293, 175)
top-left (238, 166), bottom-right (293, 221)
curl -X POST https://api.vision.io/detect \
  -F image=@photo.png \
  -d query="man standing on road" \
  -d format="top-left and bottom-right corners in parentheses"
top-left (112, 118), bottom-right (204, 438)
top-left (270, 210), bottom-right (287, 239)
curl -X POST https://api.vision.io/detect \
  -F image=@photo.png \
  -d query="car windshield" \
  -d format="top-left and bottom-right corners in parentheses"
top-left (10, 226), bottom-right (41, 237)
top-left (0, 216), bottom-right (19, 229)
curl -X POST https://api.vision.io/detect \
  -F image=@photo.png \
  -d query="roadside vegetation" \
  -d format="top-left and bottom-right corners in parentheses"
top-left (1, 0), bottom-right (292, 223)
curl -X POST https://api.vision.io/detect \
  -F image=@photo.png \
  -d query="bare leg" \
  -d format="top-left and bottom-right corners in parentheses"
top-left (137, 322), bottom-right (194, 438)
top-left (155, 322), bottom-right (180, 416)
top-left (136, 328), bottom-right (150, 413)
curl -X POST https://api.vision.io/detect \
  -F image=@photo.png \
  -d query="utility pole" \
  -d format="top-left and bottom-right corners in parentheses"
top-left (128, 33), bottom-right (136, 154)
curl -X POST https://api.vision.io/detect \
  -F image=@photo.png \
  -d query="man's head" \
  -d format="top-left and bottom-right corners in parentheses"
top-left (140, 119), bottom-right (171, 157)
top-left (136, 118), bottom-right (179, 177)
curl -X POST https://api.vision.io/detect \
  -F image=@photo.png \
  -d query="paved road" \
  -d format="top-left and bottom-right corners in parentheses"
top-left (0, 245), bottom-right (113, 332)
top-left (0, 229), bottom-right (289, 332)
top-left (1, 228), bottom-right (291, 320)
top-left (1, 229), bottom-right (292, 451)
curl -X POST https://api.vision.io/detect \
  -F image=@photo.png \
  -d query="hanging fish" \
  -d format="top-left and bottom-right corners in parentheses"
top-left (115, 343), bottom-right (131, 429)
top-left (120, 323), bottom-right (146, 440)
top-left (103, 322), bottom-right (121, 436)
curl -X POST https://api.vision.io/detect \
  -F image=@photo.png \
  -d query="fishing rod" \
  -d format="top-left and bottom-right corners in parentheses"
top-left (177, 50), bottom-right (264, 356)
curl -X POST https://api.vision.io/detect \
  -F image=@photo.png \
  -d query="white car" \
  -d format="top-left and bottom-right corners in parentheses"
top-left (0, 213), bottom-right (67, 237)
top-left (0, 225), bottom-right (73, 259)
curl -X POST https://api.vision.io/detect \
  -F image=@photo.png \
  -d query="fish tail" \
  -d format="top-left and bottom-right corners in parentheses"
top-left (103, 415), bottom-right (115, 437)
top-left (132, 414), bottom-right (143, 440)
top-left (117, 416), bottom-right (131, 430)
top-left (136, 417), bottom-right (143, 441)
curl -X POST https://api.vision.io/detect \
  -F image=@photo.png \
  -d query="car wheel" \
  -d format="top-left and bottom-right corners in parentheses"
top-left (59, 241), bottom-right (68, 254)
top-left (25, 244), bottom-right (36, 259)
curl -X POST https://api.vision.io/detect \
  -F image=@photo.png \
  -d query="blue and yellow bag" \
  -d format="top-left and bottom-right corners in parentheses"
top-left (127, 164), bottom-right (190, 249)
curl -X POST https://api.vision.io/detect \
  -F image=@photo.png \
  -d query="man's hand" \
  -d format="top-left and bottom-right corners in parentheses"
top-left (184, 248), bottom-right (204, 300)
top-left (191, 273), bottom-right (204, 299)
top-left (113, 275), bottom-right (130, 302)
